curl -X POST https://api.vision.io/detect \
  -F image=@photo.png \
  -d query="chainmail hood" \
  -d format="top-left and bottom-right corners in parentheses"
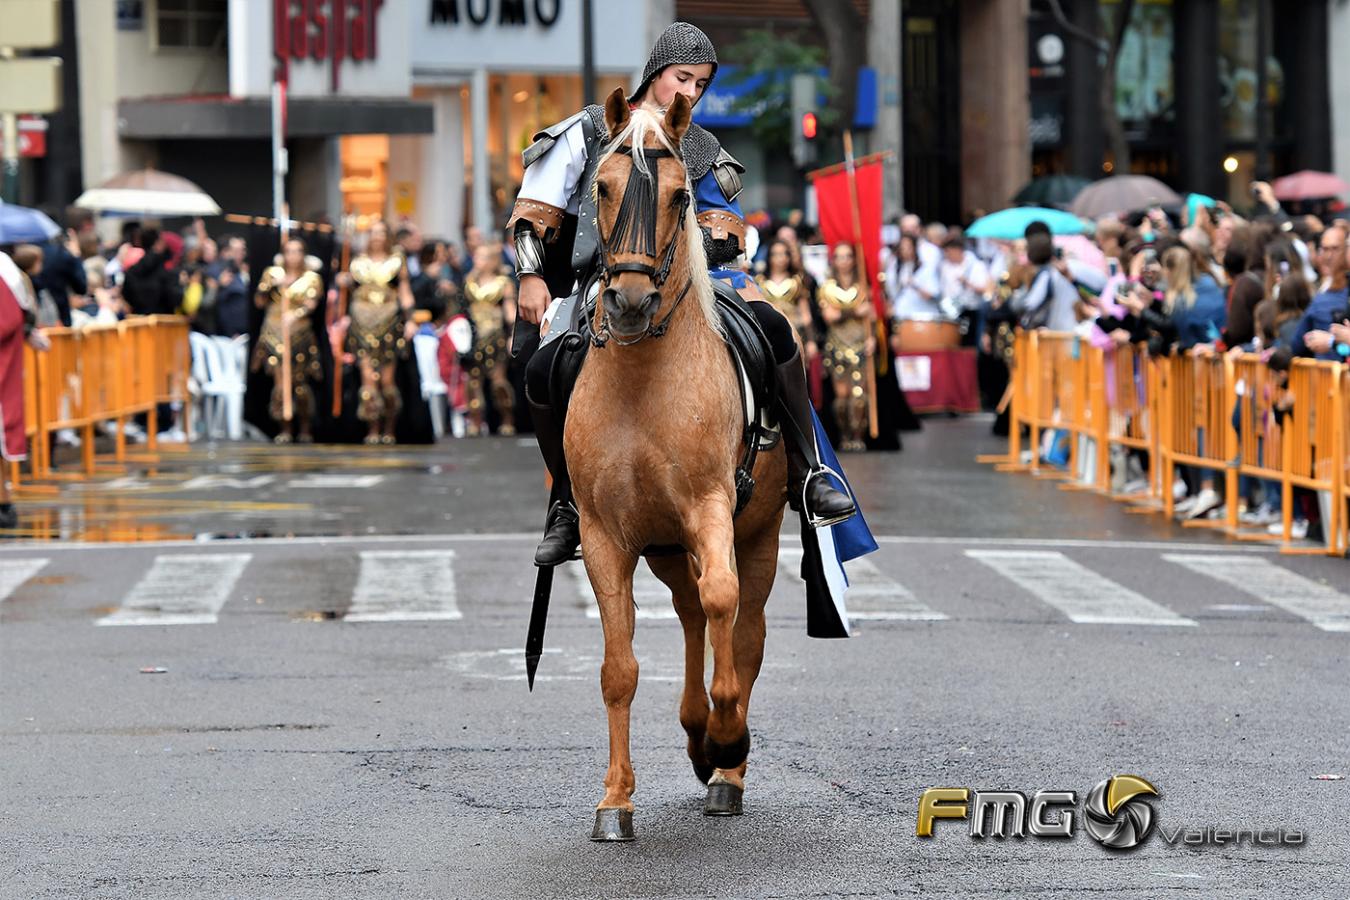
top-left (627, 22), bottom-right (719, 108)
top-left (585, 103), bottom-right (723, 182)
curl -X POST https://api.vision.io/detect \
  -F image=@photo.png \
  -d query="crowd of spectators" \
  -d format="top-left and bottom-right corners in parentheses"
top-left (877, 180), bottom-right (1348, 542)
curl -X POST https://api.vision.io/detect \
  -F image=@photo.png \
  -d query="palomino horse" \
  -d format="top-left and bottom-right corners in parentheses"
top-left (564, 89), bottom-right (789, 842)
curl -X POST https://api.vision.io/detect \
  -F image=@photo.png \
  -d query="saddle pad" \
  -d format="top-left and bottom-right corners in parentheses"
top-left (710, 281), bottom-right (776, 424)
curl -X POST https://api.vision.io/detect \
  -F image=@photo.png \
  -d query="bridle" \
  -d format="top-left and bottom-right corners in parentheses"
top-left (591, 144), bottom-right (694, 348)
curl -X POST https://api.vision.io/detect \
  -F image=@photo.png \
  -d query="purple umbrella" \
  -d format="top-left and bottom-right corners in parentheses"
top-left (0, 200), bottom-right (61, 244)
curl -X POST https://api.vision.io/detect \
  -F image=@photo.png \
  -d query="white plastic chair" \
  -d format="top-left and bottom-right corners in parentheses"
top-left (412, 332), bottom-right (448, 439)
top-left (187, 331), bottom-right (211, 440)
top-left (212, 335), bottom-right (248, 440)
top-left (190, 333), bottom-right (246, 440)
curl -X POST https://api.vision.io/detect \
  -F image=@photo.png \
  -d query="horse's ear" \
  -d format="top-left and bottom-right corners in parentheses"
top-left (604, 87), bottom-right (630, 136)
top-left (663, 93), bottom-right (692, 145)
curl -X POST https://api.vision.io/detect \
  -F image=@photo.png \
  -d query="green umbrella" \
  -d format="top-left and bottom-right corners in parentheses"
top-left (1012, 175), bottom-right (1091, 209)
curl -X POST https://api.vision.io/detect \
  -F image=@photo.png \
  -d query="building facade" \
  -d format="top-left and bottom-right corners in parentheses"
top-left (74, 0), bottom-right (434, 230)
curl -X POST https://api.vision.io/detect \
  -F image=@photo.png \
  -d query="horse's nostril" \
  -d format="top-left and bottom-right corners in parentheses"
top-left (640, 292), bottom-right (662, 316)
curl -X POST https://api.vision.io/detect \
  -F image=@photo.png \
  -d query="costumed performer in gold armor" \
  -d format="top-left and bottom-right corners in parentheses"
top-left (462, 243), bottom-right (517, 435)
top-left (817, 242), bottom-right (876, 451)
top-left (344, 222), bottom-right (414, 444)
top-left (251, 236), bottom-right (324, 444)
top-left (757, 236), bottom-right (817, 360)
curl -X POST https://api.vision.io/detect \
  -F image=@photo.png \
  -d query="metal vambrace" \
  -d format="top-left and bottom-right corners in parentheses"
top-left (514, 219), bottom-right (547, 278)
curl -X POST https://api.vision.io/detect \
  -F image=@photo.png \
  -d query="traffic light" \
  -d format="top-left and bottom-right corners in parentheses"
top-left (790, 73), bottom-right (817, 169)
top-left (801, 111), bottom-right (818, 141)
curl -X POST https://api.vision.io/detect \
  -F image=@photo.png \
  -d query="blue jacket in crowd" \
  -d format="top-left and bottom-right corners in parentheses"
top-left (1171, 274), bottom-right (1227, 350)
top-left (1292, 287), bottom-right (1349, 360)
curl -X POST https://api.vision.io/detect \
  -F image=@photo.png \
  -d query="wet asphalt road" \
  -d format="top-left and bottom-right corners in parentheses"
top-left (2, 418), bottom-right (1348, 898)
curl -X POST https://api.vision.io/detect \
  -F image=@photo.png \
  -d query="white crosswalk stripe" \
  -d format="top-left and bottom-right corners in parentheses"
top-left (1163, 554), bottom-right (1350, 632)
top-left (966, 550), bottom-right (1196, 626)
top-left (96, 554), bottom-right (252, 626)
top-left (570, 563), bottom-right (680, 619)
top-left (346, 550), bottom-right (462, 622)
top-left (777, 547), bottom-right (948, 621)
top-left (0, 558), bottom-right (49, 604)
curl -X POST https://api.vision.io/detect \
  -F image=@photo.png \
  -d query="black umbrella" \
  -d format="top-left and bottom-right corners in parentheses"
top-left (1012, 175), bottom-right (1091, 209)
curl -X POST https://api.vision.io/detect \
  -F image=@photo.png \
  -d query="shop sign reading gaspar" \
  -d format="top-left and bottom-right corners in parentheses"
top-left (272, 0), bottom-right (386, 91)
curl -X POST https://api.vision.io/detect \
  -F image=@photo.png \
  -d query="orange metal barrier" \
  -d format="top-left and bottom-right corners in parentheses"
top-left (1340, 368), bottom-right (1350, 555)
top-left (1101, 344), bottom-right (1160, 500)
top-left (983, 332), bottom-right (1347, 558)
top-left (13, 316), bottom-right (191, 486)
top-left (1277, 360), bottom-right (1344, 555)
top-left (1157, 352), bottom-right (1235, 527)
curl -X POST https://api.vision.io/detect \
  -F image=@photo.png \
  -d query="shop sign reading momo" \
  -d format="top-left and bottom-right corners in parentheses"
top-left (273, 0), bottom-right (385, 91)
top-left (412, 0), bottom-right (644, 73)
top-left (428, 0), bottom-right (561, 27)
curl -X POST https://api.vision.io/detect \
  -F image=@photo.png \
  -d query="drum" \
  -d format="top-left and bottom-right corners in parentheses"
top-left (898, 316), bottom-right (961, 352)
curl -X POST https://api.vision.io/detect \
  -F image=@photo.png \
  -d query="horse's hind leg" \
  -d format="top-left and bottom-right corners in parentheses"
top-left (703, 529), bottom-right (778, 816)
top-left (647, 554), bottom-right (713, 784)
top-left (582, 531), bottom-right (640, 842)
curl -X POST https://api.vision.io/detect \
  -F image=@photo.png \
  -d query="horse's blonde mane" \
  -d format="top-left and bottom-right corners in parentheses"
top-left (598, 108), bottom-right (721, 337)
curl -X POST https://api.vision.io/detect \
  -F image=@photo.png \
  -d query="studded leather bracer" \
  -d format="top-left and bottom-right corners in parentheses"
top-left (698, 209), bottom-right (746, 267)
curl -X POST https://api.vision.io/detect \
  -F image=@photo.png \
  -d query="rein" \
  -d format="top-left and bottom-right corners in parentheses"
top-left (592, 144), bottom-right (694, 349)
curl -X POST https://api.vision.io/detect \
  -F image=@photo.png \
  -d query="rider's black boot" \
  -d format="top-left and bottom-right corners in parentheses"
top-left (528, 397), bottom-right (581, 566)
top-left (775, 348), bottom-right (857, 527)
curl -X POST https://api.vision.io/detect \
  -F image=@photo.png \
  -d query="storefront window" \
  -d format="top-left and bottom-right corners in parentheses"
top-left (340, 135), bottom-right (389, 219)
top-left (1103, 0), bottom-right (1174, 133)
top-left (1218, 0), bottom-right (1267, 141)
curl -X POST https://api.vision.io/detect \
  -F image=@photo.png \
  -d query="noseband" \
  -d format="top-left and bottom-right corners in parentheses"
top-left (592, 144), bottom-right (694, 348)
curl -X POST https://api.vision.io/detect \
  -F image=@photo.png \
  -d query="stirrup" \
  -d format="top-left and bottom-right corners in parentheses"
top-left (800, 465), bottom-right (857, 529)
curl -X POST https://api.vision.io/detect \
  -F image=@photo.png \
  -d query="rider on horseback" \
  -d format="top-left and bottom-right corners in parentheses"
top-left (509, 22), bottom-right (857, 567)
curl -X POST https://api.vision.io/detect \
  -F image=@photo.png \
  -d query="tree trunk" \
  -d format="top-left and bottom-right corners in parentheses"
top-left (802, 0), bottom-right (865, 144)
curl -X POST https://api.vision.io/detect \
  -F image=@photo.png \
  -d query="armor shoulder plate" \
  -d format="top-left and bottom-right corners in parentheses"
top-left (681, 123), bottom-right (722, 182)
top-left (523, 109), bottom-right (591, 169)
top-left (711, 148), bottom-right (745, 203)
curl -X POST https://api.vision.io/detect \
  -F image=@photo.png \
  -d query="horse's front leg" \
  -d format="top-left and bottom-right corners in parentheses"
top-left (581, 528), bottom-right (640, 842)
top-left (688, 502), bottom-right (749, 773)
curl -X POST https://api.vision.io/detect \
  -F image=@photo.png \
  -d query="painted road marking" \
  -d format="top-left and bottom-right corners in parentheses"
top-left (571, 563), bottom-right (679, 619)
top-left (96, 554), bottom-right (252, 626)
top-left (288, 474), bottom-right (385, 489)
top-left (345, 550), bottom-right (461, 622)
top-left (966, 550), bottom-right (1196, 626)
top-left (0, 558), bottom-right (49, 604)
top-left (1164, 554), bottom-right (1350, 632)
top-left (778, 547), bottom-right (948, 621)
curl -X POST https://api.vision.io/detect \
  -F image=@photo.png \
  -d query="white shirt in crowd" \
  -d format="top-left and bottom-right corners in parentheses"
top-left (938, 250), bottom-right (991, 312)
top-left (886, 255), bottom-right (941, 319)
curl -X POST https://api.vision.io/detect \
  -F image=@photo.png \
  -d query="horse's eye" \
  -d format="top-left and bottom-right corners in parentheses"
top-left (597, 182), bottom-right (610, 200)
top-left (671, 188), bottom-right (688, 208)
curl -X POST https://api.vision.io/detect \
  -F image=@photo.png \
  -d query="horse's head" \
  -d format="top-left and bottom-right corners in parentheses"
top-left (593, 88), bottom-right (704, 345)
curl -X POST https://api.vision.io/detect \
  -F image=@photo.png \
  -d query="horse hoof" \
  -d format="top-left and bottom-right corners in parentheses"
top-left (703, 729), bottom-right (751, 770)
top-left (703, 782), bottom-right (744, 817)
top-left (590, 808), bottom-right (635, 842)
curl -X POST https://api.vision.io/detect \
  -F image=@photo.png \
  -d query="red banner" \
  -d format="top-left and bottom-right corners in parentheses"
top-left (812, 158), bottom-right (886, 320)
